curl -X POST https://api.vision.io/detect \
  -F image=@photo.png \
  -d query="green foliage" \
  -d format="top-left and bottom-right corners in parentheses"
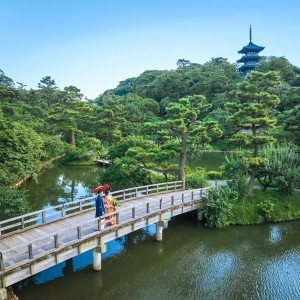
top-left (0, 187), bottom-right (28, 218)
top-left (231, 190), bottom-right (300, 224)
top-left (203, 186), bottom-right (238, 228)
top-left (42, 135), bottom-right (65, 159)
top-left (207, 171), bottom-right (222, 180)
top-left (100, 157), bottom-right (151, 190)
top-left (223, 154), bottom-right (249, 201)
top-left (284, 105), bottom-right (300, 147)
top-left (0, 109), bottom-right (46, 185)
top-left (145, 94), bottom-right (222, 181)
top-left (226, 71), bottom-right (281, 189)
top-left (185, 169), bottom-right (208, 189)
top-left (63, 146), bottom-right (89, 163)
top-left (257, 143), bottom-right (300, 194)
top-left (256, 56), bottom-right (298, 84)
top-left (257, 200), bottom-right (275, 221)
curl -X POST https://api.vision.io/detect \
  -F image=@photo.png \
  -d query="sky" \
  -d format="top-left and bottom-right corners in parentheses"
top-left (1, 0), bottom-right (300, 99)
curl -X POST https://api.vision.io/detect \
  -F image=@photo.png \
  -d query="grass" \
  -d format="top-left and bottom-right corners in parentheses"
top-left (231, 189), bottom-right (300, 225)
top-left (211, 140), bottom-right (240, 151)
top-left (62, 159), bottom-right (97, 166)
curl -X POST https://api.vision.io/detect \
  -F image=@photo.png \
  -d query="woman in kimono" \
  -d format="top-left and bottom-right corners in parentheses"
top-left (104, 189), bottom-right (117, 226)
top-left (95, 189), bottom-right (105, 218)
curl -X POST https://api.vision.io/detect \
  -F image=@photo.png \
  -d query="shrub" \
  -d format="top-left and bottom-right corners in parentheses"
top-left (186, 169), bottom-right (208, 189)
top-left (224, 154), bottom-right (249, 201)
top-left (207, 171), bottom-right (222, 180)
top-left (202, 186), bottom-right (238, 228)
top-left (42, 135), bottom-right (65, 159)
top-left (0, 187), bottom-right (28, 218)
top-left (63, 146), bottom-right (89, 163)
top-left (257, 200), bottom-right (275, 221)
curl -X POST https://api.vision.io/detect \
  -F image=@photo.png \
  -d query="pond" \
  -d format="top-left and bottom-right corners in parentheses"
top-left (14, 216), bottom-right (300, 299)
top-left (11, 162), bottom-right (300, 299)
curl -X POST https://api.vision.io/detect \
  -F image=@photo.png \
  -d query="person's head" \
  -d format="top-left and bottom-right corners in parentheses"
top-left (105, 189), bottom-right (111, 196)
top-left (98, 189), bottom-right (103, 196)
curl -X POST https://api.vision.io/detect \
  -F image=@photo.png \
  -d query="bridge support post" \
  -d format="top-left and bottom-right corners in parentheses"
top-left (93, 244), bottom-right (107, 271)
top-left (0, 288), bottom-right (7, 300)
top-left (197, 210), bottom-right (204, 221)
top-left (156, 220), bottom-right (168, 242)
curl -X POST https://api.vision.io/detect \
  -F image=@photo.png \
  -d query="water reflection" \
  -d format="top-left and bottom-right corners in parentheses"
top-left (21, 165), bottom-right (101, 211)
top-left (15, 216), bottom-right (300, 300)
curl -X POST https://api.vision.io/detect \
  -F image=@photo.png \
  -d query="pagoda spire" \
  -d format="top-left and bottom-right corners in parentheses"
top-left (250, 25), bottom-right (252, 42)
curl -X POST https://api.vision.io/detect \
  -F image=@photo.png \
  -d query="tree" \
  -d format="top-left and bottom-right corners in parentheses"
top-left (49, 99), bottom-right (93, 145)
top-left (38, 76), bottom-right (58, 108)
top-left (0, 70), bottom-right (14, 87)
top-left (64, 85), bottom-right (83, 101)
top-left (145, 95), bottom-right (222, 182)
top-left (284, 105), bottom-right (300, 147)
top-left (177, 59), bottom-right (191, 68)
top-left (256, 56), bottom-right (297, 84)
top-left (223, 154), bottom-right (249, 201)
top-left (257, 143), bottom-right (300, 193)
top-left (226, 71), bottom-right (281, 191)
top-left (0, 109), bottom-right (46, 185)
top-left (103, 136), bottom-right (156, 188)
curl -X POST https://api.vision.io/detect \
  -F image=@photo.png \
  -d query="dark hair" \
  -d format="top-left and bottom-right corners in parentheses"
top-left (105, 189), bottom-right (110, 195)
top-left (98, 189), bottom-right (103, 194)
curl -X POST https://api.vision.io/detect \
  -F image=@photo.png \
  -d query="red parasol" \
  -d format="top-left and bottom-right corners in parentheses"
top-left (91, 184), bottom-right (110, 193)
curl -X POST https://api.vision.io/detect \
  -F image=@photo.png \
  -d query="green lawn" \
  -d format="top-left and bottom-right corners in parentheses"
top-left (231, 189), bottom-right (300, 225)
top-left (62, 159), bottom-right (97, 166)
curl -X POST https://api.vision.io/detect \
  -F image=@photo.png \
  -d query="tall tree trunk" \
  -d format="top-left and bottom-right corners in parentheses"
top-left (248, 165), bottom-right (257, 192)
top-left (71, 130), bottom-right (75, 146)
top-left (178, 133), bottom-right (187, 186)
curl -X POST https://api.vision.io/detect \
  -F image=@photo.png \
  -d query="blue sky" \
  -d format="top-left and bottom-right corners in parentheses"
top-left (1, 0), bottom-right (300, 99)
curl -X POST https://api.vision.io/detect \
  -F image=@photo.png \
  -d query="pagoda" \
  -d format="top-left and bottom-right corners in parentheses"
top-left (237, 26), bottom-right (264, 75)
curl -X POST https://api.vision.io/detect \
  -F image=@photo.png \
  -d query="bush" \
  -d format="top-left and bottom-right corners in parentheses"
top-left (185, 170), bottom-right (208, 189)
top-left (202, 186), bottom-right (238, 228)
top-left (63, 146), bottom-right (89, 163)
top-left (224, 154), bottom-right (249, 201)
top-left (207, 171), bottom-right (222, 180)
top-left (257, 200), bottom-right (275, 221)
top-left (227, 178), bottom-right (249, 202)
top-left (42, 135), bottom-right (65, 159)
top-left (0, 187), bottom-right (28, 218)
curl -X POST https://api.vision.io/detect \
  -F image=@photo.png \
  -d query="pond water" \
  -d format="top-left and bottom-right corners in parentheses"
top-left (12, 162), bottom-right (300, 299)
top-left (14, 216), bottom-right (300, 300)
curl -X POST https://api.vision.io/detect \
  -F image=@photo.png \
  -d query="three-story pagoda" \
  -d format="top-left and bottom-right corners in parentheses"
top-left (237, 26), bottom-right (264, 75)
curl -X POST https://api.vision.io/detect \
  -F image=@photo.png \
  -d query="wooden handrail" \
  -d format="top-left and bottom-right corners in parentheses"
top-left (0, 181), bottom-right (184, 236)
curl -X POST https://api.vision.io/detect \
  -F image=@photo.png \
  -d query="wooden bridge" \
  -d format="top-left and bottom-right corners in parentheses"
top-left (0, 181), bottom-right (210, 296)
top-left (94, 158), bottom-right (111, 165)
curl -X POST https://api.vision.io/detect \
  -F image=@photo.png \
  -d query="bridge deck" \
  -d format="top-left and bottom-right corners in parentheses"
top-left (1, 189), bottom-right (185, 253)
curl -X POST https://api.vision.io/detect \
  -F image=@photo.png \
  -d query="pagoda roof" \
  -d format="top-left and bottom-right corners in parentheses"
top-left (236, 55), bottom-right (262, 63)
top-left (238, 42), bottom-right (264, 54)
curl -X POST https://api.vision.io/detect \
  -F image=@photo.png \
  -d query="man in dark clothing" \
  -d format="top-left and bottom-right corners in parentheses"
top-left (95, 189), bottom-right (105, 218)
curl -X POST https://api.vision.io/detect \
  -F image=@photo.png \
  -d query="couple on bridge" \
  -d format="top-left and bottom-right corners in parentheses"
top-left (95, 188), bottom-right (117, 226)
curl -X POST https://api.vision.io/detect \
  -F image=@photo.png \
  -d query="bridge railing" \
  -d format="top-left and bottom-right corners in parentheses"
top-left (0, 187), bottom-right (207, 273)
top-left (0, 181), bottom-right (183, 237)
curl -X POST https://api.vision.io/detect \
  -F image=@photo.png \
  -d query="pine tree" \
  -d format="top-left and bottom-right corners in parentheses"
top-left (226, 71), bottom-right (280, 191)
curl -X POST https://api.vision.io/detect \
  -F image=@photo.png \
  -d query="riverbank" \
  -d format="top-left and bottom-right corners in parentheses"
top-left (14, 154), bottom-right (65, 187)
top-left (230, 189), bottom-right (300, 225)
top-left (61, 159), bottom-right (97, 166)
